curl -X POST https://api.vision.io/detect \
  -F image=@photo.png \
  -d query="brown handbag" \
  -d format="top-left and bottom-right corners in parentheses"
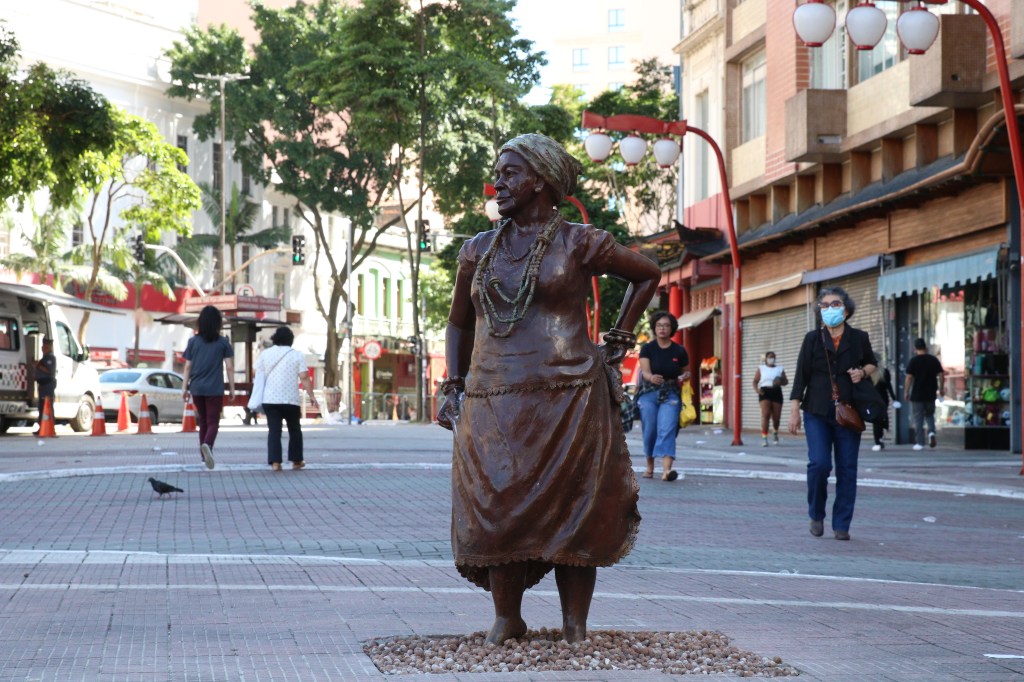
top-left (821, 331), bottom-right (865, 432)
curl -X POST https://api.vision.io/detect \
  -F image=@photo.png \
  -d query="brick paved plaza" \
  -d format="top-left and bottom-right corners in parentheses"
top-left (0, 421), bottom-right (1021, 680)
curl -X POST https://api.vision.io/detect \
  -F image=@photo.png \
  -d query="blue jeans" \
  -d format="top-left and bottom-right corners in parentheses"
top-left (804, 408), bottom-right (862, 532)
top-left (638, 390), bottom-right (681, 459)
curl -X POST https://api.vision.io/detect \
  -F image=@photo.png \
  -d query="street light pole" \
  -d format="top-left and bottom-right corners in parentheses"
top-left (580, 111), bottom-right (744, 445)
top-left (792, 0), bottom-right (1024, 470)
top-left (195, 73), bottom-right (248, 294)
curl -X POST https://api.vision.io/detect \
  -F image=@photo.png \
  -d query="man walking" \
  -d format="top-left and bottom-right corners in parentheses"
top-left (904, 338), bottom-right (944, 451)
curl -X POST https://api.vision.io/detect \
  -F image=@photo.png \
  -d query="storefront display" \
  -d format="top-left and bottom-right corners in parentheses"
top-left (700, 356), bottom-right (721, 424)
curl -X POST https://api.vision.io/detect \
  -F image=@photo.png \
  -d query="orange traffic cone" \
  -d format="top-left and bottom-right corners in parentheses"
top-left (181, 399), bottom-right (197, 432)
top-left (37, 396), bottom-right (56, 438)
top-left (117, 391), bottom-right (130, 432)
top-left (91, 394), bottom-right (107, 436)
top-left (136, 394), bottom-right (153, 434)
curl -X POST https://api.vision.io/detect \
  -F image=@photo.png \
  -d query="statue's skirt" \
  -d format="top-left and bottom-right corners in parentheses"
top-left (451, 372), bottom-right (640, 591)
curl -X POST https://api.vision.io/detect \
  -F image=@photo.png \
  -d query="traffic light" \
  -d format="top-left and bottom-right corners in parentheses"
top-left (416, 220), bottom-right (431, 252)
top-left (291, 234), bottom-right (305, 266)
top-left (133, 235), bottom-right (145, 262)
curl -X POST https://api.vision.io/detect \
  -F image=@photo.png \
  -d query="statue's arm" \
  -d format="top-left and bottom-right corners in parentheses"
top-left (605, 245), bottom-right (660, 333)
top-left (437, 259), bottom-right (475, 430)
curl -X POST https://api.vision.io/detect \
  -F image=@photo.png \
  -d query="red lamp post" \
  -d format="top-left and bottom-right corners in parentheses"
top-left (792, 0), bottom-right (1024, 472)
top-left (580, 110), bottom-right (744, 446)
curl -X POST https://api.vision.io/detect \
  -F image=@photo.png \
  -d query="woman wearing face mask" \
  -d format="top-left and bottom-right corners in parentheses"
top-left (788, 287), bottom-right (876, 541)
top-left (752, 351), bottom-right (788, 446)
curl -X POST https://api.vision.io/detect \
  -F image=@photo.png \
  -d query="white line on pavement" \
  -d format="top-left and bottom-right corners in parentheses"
top-left (2, 463), bottom-right (1022, 499)
top-left (0, 581), bottom-right (1020, 619)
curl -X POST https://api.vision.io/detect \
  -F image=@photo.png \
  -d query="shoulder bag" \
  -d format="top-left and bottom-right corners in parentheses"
top-left (247, 349), bottom-right (293, 413)
top-left (820, 330), bottom-right (865, 433)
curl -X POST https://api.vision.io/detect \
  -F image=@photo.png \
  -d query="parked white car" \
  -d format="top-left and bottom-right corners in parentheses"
top-left (99, 369), bottom-right (186, 424)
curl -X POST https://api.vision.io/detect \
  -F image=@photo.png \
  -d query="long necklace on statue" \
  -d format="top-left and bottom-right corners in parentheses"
top-left (475, 211), bottom-right (562, 338)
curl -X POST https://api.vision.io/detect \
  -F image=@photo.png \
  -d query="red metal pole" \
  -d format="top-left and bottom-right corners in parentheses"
top-left (566, 195), bottom-right (602, 343)
top-left (955, 0), bottom-right (1024, 471)
top-left (689, 126), bottom-right (743, 446)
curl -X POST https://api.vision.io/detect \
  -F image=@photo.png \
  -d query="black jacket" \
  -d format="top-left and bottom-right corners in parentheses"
top-left (789, 326), bottom-right (875, 417)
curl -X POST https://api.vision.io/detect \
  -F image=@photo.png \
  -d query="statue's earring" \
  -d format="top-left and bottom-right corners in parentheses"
top-left (534, 185), bottom-right (543, 193)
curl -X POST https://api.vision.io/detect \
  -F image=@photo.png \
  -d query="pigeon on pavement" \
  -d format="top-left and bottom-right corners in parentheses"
top-left (149, 477), bottom-right (184, 498)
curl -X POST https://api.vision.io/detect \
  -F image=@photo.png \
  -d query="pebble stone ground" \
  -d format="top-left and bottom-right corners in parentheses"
top-left (0, 418), bottom-right (1021, 681)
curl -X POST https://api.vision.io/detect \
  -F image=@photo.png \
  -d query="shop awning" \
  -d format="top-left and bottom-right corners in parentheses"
top-left (0, 282), bottom-right (119, 313)
top-left (802, 254), bottom-right (881, 285)
top-left (676, 307), bottom-right (720, 329)
top-left (877, 246), bottom-right (1001, 299)
top-left (723, 272), bottom-right (803, 304)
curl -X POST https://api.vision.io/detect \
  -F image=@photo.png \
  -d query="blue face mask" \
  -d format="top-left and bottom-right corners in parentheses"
top-left (821, 306), bottom-right (845, 328)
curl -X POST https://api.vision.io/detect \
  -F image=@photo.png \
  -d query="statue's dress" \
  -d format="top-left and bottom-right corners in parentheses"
top-left (452, 220), bottom-right (640, 590)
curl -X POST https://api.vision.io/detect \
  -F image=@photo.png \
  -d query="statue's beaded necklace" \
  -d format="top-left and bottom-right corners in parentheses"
top-left (475, 211), bottom-right (562, 338)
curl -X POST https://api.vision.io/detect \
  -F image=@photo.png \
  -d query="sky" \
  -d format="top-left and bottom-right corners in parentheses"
top-left (508, 0), bottom-right (561, 105)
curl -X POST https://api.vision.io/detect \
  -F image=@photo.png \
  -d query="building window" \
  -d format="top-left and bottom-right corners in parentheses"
top-left (572, 48), bottom-right (589, 72)
top-left (241, 171), bottom-right (251, 196)
top-left (71, 221), bottom-right (84, 247)
top-left (357, 274), bottom-right (365, 316)
top-left (694, 90), bottom-right (710, 201)
top-left (176, 135), bottom-right (188, 173)
top-left (608, 46), bottom-right (625, 69)
top-left (396, 280), bottom-right (404, 320)
top-left (856, 3), bottom-right (900, 83)
top-left (240, 244), bottom-right (251, 275)
top-left (273, 271), bottom-right (286, 303)
top-left (741, 51), bottom-right (767, 143)
top-left (811, 1), bottom-right (848, 89)
top-left (212, 142), bottom-right (223, 192)
top-left (383, 277), bottom-right (392, 319)
top-left (608, 82), bottom-right (624, 91)
top-left (608, 9), bottom-right (625, 31)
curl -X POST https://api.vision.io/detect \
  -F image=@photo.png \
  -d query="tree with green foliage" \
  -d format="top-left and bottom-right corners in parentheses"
top-left (171, 182), bottom-right (292, 292)
top-left (68, 107), bottom-right (200, 341)
top-left (1, 204), bottom-right (107, 292)
top-left (558, 59), bottom-right (680, 235)
top-left (0, 24), bottom-right (116, 208)
top-left (164, 0), bottom-right (545, 394)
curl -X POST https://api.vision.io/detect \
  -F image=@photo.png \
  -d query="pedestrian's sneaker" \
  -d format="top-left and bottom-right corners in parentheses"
top-left (871, 444), bottom-right (882, 452)
top-left (201, 443), bottom-right (215, 470)
top-left (928, 432), bottom-right (936, 448)
top-left (761, 436), bottom-right (769, 447)
top-left (772, 432), bottom-right (780, 445)
top-left (912, 444), bottom-right (924, 451)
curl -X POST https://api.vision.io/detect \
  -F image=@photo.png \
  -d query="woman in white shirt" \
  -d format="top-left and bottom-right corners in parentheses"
top-left (255, 326), bottom-right (317, 471)
top-left (753, 351), bottom-right (788, 447)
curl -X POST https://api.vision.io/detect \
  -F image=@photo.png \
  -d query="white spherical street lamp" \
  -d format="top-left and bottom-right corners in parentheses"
top-left (846, 1), bottom-right (888, 50)
top-left (584, 132), bottom-right (614, 163)
top-left (619, 135), bottom-right (648, 166)
top-left (652, 138), bottom-right (681, 168)
top-left (793, 0), bottom-right (837, 47)
top-left (896, 3), bottom-right (940, 54)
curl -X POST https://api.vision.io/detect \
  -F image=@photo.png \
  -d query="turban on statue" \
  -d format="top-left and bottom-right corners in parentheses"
top-left (499, 133), bottom-right (583, 204)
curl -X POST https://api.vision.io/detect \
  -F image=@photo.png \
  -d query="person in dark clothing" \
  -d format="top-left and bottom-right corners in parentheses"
top-left (182, 305), bottom-right (235, 470)
top-left (870, 361), bottom-right (898, 451)
top-left (788, 287), bottom-right (876, 541)
top-left (34, 337), bottom-right (57, 435)
top-left (904, 338), bottom-right (944, 450)
top-left (637, 310), bottom-right (690, 481)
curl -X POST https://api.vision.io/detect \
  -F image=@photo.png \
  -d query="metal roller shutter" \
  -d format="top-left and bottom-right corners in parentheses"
top-left (741, 306), bottom-right (810, 436)
top-left (826, 272), bottom-right (885, 360)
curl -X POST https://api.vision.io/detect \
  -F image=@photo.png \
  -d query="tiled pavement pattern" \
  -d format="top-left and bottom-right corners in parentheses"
top-left (0, 421), bottom-right (1021, 681)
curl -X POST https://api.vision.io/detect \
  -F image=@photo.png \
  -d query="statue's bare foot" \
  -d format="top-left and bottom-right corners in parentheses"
top-left (562, 617), bottom-right (587, 643)
top-left (485, 616), bottom-right (527, 644)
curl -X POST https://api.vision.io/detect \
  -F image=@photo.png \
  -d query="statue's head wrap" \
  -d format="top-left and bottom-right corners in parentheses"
top-left (499, 133), bottom-right (583, 204)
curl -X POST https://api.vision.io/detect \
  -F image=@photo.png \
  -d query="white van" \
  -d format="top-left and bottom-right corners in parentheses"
top-left (0, 283), bottom-right (109, 433)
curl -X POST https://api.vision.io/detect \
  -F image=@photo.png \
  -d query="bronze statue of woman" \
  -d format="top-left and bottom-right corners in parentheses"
top-left (436, 133), bottom-right (660, 644)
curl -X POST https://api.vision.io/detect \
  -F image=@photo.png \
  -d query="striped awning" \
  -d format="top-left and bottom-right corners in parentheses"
top-left (877, 247), bottom-right (1001, 299)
